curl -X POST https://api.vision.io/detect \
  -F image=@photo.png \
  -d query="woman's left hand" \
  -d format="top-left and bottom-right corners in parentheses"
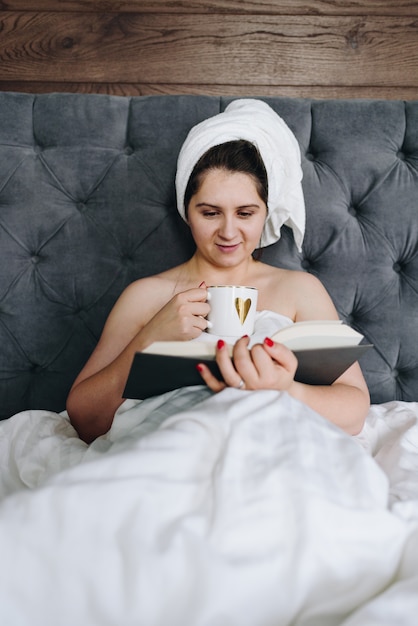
top-left (197, 335), bottom-right (298, 392)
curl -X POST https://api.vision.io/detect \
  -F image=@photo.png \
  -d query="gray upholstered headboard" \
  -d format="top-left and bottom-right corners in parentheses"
top-left (1, 92), bottom-right (417, 419)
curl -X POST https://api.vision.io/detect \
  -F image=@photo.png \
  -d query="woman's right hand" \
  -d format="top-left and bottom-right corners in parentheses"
top-left (139, 285), bottom-right (210, 345)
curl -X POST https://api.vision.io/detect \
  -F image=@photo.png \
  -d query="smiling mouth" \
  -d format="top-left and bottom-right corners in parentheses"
top-left (216, 243), bottom-right (241, 253)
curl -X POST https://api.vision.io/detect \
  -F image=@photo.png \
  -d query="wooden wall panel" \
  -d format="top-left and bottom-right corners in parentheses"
top-left (4, 1), bottom-right (418, 16)
top-left (0, 1), bottom-right (417, 99)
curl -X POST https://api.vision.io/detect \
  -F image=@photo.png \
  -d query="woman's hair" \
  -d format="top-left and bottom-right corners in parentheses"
top-left (183, 139), bottom-right (268, 216)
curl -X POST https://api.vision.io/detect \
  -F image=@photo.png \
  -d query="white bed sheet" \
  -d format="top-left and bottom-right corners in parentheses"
top-left (0, 387), bottom-right (417, 626)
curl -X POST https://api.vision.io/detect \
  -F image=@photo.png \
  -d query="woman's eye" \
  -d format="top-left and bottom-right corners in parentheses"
top-left (238, 211), bottom-right (253, 218)
top-left (203, 211), bottom-right (218, 217)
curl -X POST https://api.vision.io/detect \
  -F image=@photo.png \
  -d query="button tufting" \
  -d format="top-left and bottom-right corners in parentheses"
top-left (1, 94), bottom-right (418, 419)
top-left (122, 253), bottom-right (134, 264)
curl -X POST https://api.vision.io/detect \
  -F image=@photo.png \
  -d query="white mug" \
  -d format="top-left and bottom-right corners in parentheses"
top-left (206, 285), bottom-right (258, 338)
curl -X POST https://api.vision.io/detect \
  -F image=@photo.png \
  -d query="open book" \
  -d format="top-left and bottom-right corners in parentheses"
top-left (123, 320), bottom-right (373, 400)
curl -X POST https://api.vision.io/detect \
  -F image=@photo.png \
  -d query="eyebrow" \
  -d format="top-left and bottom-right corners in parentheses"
top-left (195, 202), bottom-right (263, 209)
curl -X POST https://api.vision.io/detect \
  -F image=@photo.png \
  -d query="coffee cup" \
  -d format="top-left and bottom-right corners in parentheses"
top-left (206, 285), bottom-right (258, 338)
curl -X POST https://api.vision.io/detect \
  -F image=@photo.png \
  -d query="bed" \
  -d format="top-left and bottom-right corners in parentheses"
top-left (0, 92), bottom-right (417, 625)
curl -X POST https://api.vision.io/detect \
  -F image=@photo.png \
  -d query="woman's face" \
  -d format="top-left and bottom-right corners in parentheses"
top-left (187, 168), bottom-right (267, 268)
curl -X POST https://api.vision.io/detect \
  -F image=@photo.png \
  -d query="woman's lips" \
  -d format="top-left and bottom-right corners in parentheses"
top-left (216, 243), bottom-right (241, 253)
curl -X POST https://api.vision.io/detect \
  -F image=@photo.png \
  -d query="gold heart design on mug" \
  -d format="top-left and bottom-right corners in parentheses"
top-left (235, 297), bottom-right (252, 324)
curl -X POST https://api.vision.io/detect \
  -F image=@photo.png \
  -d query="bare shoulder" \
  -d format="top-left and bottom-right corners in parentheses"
top-left (120, 272), bottom-right (172, 300)
top-left (280, 268), bottom-right (326, 291)
top-left (112, 269), bottom-right (179, 321)
top-left (283, 269), bottom-right (338, 320)
top-left (256, 263), bottom-right (338, 321)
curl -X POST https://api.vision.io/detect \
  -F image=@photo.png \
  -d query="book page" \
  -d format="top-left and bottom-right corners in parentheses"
top-left (142, 321), bottom-right (364, 356)
top-left (272, 321), bottom-right (363, 350)
top-left (143, 340), bottom-right (220, 359)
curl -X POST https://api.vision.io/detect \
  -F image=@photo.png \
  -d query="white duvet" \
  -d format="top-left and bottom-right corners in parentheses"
top-left (1, 387), bottom-right (418, 626)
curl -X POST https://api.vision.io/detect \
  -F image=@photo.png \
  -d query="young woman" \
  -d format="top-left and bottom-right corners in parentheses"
top-left (66, 135), bottom-right (370, 444)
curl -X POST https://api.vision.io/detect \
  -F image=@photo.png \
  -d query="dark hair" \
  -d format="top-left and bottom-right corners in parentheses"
top-left (183, 139), bottom-right (268, 217)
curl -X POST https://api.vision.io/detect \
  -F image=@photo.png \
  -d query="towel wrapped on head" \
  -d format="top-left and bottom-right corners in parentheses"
top-left (175, 99), bottom-right (305, 251)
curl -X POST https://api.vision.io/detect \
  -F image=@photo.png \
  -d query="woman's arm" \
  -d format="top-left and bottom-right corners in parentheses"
top-left (67, 281), bottom-right (209, 443)
top-left (286, 363), bottom-right (370, 435)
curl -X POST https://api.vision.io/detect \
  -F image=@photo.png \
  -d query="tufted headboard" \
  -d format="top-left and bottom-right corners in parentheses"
top-left (1, 92), bottom-right (417, 419)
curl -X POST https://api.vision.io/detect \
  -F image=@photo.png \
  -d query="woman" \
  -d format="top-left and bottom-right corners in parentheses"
top-left (67, 103), bottom-right (370, 443)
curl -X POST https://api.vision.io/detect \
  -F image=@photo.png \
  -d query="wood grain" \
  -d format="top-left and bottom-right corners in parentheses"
top-left (0, 2), bottom-right (417, 99)
top-left (3, 1), bottom-right (418, 16)
top-left (1, 80), bottom-right (417, 100)
top-left (0, 12), bottom-right (417, 87)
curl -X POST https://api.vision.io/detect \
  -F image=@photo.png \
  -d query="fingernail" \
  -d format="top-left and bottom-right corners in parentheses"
top-left (242, 334), bottom-right (249, 339)
top-left (196, 363), bottom-right (204, 372)
top-left (217, 339), bottom-right (225, 350)
top-left (264, 337), bottom-right (274, 347)
top-left (199, 281), bottom-right (206, 288)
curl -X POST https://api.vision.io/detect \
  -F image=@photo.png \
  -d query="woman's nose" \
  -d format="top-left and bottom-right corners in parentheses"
top-left (218, 216), bottom-right (237, 239)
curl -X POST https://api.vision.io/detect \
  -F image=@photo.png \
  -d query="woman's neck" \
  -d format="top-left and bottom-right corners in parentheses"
top-left (184, 253), bottom-right (260, 286)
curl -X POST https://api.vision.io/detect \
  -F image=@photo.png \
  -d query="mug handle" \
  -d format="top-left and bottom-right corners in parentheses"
top-left (205, 290), bottom-right (212, 327)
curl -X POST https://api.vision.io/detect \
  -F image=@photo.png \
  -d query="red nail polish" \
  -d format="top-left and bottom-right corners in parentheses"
top-left (264, 337), bottom-right (274, 347)
top-left (217, 339), bottom-right (225, 350)
top-left (242, 334), bottom-right (249, 339)
top-left (196, 363), bottom-right (204, 372)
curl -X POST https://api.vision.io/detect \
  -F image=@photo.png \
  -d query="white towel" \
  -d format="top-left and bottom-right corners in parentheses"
top-left (175, 99), bottom-right (305, 251)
